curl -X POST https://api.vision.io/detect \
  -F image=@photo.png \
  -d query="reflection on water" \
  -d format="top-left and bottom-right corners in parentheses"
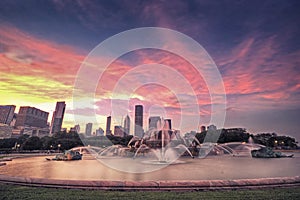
top-left (0, 153), bottom-right (299, 181)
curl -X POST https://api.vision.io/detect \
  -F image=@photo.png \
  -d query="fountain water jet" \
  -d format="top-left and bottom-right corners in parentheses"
top-left (131, 120), bottom-right (194, 164)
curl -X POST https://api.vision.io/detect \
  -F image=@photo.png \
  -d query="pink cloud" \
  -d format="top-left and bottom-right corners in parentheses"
top-left (217, 34), bottom-right (300, 110)
top-left (0, 25), bottom-right (85, 86)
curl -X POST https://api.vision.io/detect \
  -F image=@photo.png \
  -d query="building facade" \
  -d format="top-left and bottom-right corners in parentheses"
top-left (134, 105), bottom-right (144, 138)
top-left (123, 115), bottom-right (130, 135)
top-left (15, 106), bottom-right (49, 128)
top-left (70, 124), bottom-right (80, 133)
top-left (106, 116), bottom-right (112, 135)
top-left (0, 124), bottom-right (13, 139)
top-left (0, 105), bottom-right (16, 125)
top-left (50, 101), bottom-right (66, 134)
top-left (149, 116), bottom-right (161, 130)
top-left (164, 119), bottom-right (172, 130)
top-left (85, 123), bottom-right (93, 136)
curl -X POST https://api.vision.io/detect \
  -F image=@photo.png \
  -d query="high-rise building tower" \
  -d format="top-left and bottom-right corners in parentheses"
top-left (123, 115), bottom-right (130, 135)
top-left (0, 105), bottom-right (16, 125)
top-left (50, 101), bottom-right (66, 134)
top-left (164, 119), bottom-right (172, 130)
top-left (134, 105), bottom-right (143, 138)
top-left (85, 123), bottom-right (93, 136)
top-left (15, 106), bottom-right (49, 128)
top-left (106, 116), bottom-right (112, 135)
top-left (149, 116), bottom-right (161, 130)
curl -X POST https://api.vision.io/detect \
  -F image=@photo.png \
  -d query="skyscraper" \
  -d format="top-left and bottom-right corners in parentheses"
top-left (85, 123), bottom-right (93, 136)
top-left (0, 105), bottom-right (16, 125)
top-left (15, 106), bottom-right (49, 128)
top-left (106, 116), bottom-right (112, 135)
top-left (50, 101), bottom-right (66, 134)
top-left (123, 115), bottom-right (130, 135)
top-left (149, 116), bottom-right (161, 130)
top-left (164, 119), bottom-right (172, 130)
top-left (134, 105), bottom-right (143, 138)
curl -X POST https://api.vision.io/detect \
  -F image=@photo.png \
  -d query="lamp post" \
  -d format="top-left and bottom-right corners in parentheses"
top-left (58, 144), bottom-right (61, 152)
top-left (16, 144), bottom-right (20, 152)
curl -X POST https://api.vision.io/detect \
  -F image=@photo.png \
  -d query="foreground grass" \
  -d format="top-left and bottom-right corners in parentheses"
top-left (0, 183), bottom-right (299, 200)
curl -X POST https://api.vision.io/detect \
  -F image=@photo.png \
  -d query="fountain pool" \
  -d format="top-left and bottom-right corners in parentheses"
top-left (0, 152), bottom-right (299, 181)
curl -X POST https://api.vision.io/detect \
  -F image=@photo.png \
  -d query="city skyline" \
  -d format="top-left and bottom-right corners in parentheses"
top-left (0, 1), bottom-right (299, 140)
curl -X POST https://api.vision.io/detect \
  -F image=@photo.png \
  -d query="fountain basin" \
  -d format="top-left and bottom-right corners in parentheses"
top-left (0, 152), bottom-right (299, 191)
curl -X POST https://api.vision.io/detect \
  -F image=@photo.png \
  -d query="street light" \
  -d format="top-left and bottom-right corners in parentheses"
top-left (17, 144), bottom-right (20, 152)
top-left (58, 144), bottom-right (61, 152)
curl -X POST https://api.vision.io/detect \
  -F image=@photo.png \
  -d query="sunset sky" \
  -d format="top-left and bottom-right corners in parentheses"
top-left (0, 0), bottom-right (299, 140)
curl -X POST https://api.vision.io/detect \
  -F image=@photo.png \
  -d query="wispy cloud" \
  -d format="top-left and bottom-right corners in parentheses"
top-left (0, 25), bottom-right (85, 103)
top-left (217, 33), bottom-right (300, 110)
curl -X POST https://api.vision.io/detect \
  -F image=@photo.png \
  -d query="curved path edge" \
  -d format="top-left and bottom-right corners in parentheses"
top-left (0, 175), bottom-right (299, 191)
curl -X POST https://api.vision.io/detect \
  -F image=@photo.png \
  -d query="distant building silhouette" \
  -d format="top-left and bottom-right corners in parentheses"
top-left (106, 116), bottom-right (112, 135)
top-left (149, 116), bottom-right (161, 130)
top-left (96, 127), bottom-right (104, 136)
top-left (0, 105), bottom-right (16, 125)
top-left (123, 115), bottom-right (130, 135)
top-left (114, 125), bottom-right (124, 137)
top-left (70, 124), bottom-right (80, 133)
top-left (50, 101), bottom-right (66, 134)
top-left (85, 123), bottom-right (93, 136)
top-left (15, 106), bottom-right (49, 128)
top-left (134, 105), bottom-right (143, 138)
top-left (164, 119), bottom-right (172, 130)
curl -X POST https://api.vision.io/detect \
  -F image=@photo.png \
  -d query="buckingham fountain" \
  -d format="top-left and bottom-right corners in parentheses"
top-left (0, 125), bottom-right (299, 190)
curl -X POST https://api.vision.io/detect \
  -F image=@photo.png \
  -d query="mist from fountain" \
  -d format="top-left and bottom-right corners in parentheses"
top-left (97, 145), bottom-right (125, 157)
top-left (131, 119), bottom-right (194, 164)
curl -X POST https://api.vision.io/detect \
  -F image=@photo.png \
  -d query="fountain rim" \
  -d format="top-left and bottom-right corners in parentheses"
top-left (1, 155), bottom-right (299, 191)
top-left (0, 174), bottom-right (299, 191)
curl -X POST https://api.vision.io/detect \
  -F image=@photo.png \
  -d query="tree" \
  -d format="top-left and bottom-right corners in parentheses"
top-left (40, 136), bottom-right (54, 150)
top-left (0, 138), bottom-right (17, 149)
top-left (22, 136), bottom-right (42, 150)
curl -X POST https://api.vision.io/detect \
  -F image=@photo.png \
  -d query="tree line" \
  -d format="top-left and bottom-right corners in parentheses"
top-left (0, 128), bottom-right (298, 153)
top-left (0, 131), bottom-right (134, 153)
top-left (191, 128), bottom-right (298, 149)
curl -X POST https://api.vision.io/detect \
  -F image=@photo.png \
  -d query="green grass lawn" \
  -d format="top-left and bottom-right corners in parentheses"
top-left (0, 183), bottom-right (299, 200)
